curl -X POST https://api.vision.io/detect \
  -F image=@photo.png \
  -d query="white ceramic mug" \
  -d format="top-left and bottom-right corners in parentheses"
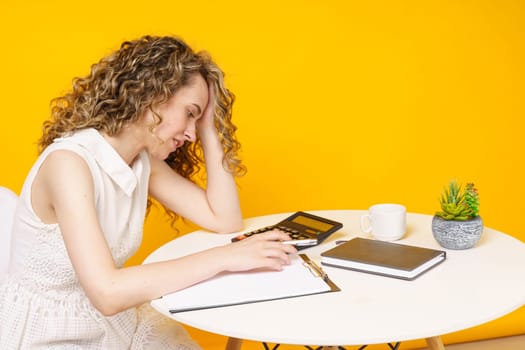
top-left (360, 203), bottom-right (407, 241)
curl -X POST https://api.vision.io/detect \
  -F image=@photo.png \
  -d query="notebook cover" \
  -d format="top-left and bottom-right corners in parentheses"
top-left (320, 237), bottom-right (446, 280)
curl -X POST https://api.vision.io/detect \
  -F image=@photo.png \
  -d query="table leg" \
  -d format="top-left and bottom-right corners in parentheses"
top-left (426, 336), bottom-right (445, 350)
top-left (225, 337), bottom-right (243, 350)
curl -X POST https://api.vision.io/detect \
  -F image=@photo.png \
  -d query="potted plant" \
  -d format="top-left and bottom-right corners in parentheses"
top-left (431, 179), bottom-right (483, 249)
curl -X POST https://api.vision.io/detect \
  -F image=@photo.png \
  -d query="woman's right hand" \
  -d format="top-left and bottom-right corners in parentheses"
top-left (217, 230), bottom-right (298, 272)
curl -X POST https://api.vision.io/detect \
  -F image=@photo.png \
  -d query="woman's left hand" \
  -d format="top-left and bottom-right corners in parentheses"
top-left (197, 81), bottom-right (217, 133)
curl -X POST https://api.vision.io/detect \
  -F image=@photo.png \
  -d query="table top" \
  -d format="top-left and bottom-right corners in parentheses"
top-left (144, 210), bottom-right (525, 346)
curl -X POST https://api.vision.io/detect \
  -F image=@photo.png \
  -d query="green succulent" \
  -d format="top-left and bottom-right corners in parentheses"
top-left (435, 179), bottom-right (480, 221)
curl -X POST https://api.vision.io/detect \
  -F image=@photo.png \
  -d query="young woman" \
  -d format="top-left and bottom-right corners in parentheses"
top-left (0, 35), bottom-right (296, 349)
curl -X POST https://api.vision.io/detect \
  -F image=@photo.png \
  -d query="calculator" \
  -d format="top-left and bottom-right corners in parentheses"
top-left (231, 211), bottom-right (343, 249)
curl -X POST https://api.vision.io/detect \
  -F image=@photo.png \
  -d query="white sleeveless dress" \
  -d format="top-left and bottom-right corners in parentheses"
top-left (0, 128), bottom-right (201, 350)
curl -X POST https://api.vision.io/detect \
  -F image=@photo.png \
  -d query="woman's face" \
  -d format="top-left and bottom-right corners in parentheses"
top-left (146, 74), bottom-right (209, 160)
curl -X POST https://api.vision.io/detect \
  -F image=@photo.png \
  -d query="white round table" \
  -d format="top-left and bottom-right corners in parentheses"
top-left (144, 210), bottom-right (525, 349)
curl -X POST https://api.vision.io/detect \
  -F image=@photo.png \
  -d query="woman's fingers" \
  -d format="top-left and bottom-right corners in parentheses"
top-left (254, 232), bottom-right (297, 269)
top-left (226, 229), bottom-right (298, 272)
top-left (252, 229), bottom-right (294, 243)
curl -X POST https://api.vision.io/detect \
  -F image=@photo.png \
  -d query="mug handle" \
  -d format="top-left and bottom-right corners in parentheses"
top-left (360, 214), bottom-right (372, 233)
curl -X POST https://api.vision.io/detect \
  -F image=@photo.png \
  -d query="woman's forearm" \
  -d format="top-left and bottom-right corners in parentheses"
top-left (90, 245), bottom-right (228, 316)
top-left (199, 128), bottom-right (242, 232)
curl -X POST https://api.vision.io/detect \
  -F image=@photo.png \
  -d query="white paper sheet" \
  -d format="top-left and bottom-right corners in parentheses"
top-left (153, 254), bottom-right (334, 313)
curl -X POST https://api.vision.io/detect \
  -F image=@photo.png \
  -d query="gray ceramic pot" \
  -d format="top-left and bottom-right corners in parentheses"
top-left (431, 215), bottom-right (483, 250)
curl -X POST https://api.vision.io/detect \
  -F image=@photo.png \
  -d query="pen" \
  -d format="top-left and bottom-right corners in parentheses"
top-left (281, 239), bottom-right (317, 246)
top-left (300, 254), bottom-right (329, 281)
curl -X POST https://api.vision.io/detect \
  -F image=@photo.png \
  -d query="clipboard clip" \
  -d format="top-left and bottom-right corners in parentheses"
top-left (300, 254), bottom-right (329, 281)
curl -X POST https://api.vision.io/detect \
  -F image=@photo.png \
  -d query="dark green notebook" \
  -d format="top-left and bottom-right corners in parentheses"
top-left (321, 237), bottom-right (446, 280)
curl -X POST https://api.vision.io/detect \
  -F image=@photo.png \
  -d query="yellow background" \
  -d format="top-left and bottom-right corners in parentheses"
top-left (1, 0), bottom-right (524, 348)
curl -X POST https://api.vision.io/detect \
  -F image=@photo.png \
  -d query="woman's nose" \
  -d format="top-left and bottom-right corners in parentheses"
top-left (184, 125), bottom-right (196, 142)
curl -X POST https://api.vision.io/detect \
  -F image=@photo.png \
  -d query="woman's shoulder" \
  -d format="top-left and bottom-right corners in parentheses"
top-left (46, 128), bottom-right (117, 166)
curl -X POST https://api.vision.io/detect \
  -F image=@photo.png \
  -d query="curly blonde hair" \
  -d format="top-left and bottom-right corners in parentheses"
top-left (39, 35), bottom-right (246, 225)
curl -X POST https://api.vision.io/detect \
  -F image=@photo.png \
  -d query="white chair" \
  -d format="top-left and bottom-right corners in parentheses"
top-left (0, 186), bottom-right (18, 283)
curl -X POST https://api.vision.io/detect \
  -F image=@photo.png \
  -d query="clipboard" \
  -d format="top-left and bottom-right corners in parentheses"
top-left (152, 254), bottom-right (340, 314)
